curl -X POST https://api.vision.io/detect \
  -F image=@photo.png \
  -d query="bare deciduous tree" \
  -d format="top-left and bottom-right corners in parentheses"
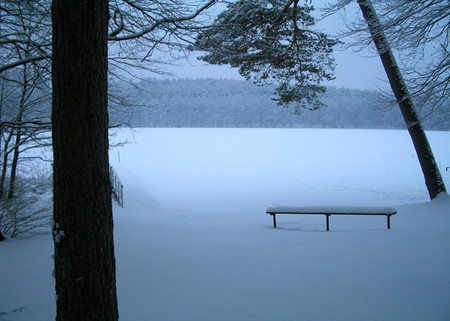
top-left (326, 0), bottom-right (449, 114)
top-left (0, 0), bottom-right (52, 74)
top-left (0, 1), bottom-right (51, 240)
top-left (358, 0), bottom-right (446, 199)
top-left (323, 0), bottom-right (448, 200)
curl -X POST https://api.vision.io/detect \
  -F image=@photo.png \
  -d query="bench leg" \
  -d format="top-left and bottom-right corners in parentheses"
top-left (270, 213), bottom-right (277, 228)
top-left (326, 214), bottom-right (330, 231)
top-left (387, 215), bottom-right (391, 229)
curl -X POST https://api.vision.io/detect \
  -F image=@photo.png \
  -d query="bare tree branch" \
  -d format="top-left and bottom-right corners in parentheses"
top-left (108, 0), bottom-right (218, 41)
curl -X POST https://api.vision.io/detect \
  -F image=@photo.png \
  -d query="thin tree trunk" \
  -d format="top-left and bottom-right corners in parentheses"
top-left (356, 0), bottom-right (446, 200)
top-left (8, 66), bottom-right (26, 199)
top-left (0, 194), bottom-right (4, 240)
top-left (52, 0), bottom-right (118, 320)
top-left (0, 131), bottom-right (13, 197)
top-left (7, 129), bottom-right (20, 199)
top-left (0, 73), bottom-right (5, 178)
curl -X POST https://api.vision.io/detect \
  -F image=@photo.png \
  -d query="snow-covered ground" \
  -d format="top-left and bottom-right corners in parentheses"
top-left (1, 128), bottom-right (449, 320)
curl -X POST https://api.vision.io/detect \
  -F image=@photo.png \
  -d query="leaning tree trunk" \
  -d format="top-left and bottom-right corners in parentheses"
top-left (52, 0), bottom-right (118, 320)
top-left (357, 0), bottom-right (446, 200)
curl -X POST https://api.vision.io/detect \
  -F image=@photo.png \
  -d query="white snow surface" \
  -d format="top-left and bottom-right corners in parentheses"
top-left (1, 128), bottom-right (450, 321)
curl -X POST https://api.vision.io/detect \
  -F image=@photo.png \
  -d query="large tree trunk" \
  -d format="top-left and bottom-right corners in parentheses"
top-left (51, 0), bottom-right (119, 320)
top-left (356, 0), bottom-right (446, 200)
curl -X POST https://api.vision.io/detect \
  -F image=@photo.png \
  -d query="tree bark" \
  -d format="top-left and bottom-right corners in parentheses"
top-left (52, 0), bottom-right (119, 320)
top-left (356, 0), bottom-right (446, 200)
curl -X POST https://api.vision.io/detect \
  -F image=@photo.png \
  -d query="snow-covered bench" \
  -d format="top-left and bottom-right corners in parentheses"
top-left (266, 206), bottom-right (397, 231)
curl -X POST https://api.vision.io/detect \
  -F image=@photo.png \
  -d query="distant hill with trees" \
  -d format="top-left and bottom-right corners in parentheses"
top-left (110, 78), bottom-right (449, 130)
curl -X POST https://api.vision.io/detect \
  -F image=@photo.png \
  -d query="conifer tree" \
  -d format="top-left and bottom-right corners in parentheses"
top-left (52, 0), bottom-right (119, 319)
top-left (193, 0), bottom-right (339, 111)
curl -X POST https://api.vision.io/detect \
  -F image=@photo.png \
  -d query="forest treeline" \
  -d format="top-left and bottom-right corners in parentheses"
top-left (110, 78), bottom-right (449, 130)
top-left (2, 77), bottom-right (448, 131)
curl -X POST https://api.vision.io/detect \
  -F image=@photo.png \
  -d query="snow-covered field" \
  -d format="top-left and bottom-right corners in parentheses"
top-left (1, 128), bottom-right (449, 320)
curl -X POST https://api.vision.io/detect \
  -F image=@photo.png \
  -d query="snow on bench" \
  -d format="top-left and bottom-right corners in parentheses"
top-left (266, 206), bottom-right (397, 231)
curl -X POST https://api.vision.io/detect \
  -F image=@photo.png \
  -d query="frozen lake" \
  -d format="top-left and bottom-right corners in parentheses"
top-left (110, 128), bottom-right (450, 211)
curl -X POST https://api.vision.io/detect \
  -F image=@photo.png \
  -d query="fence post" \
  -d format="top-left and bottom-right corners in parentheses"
top-left (109, 166), bottom-right (123, 207)
top-left (119, 183), bottom-right (123, 207)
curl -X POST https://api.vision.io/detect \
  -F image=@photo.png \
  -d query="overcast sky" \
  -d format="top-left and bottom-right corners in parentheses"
top-left (154, 0), bottom-right (390, 91)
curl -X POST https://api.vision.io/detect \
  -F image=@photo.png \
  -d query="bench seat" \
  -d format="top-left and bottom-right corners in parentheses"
top-left (266, 206), bottom-right (397, 231)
